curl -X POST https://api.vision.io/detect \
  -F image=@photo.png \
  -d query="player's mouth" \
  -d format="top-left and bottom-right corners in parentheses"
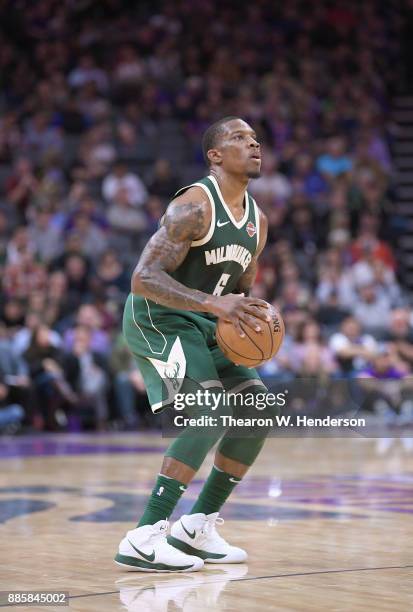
top-left (250, 154), bottom-right (261, 160)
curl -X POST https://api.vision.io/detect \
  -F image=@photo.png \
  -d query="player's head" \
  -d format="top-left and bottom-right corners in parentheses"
top-left (202, 117), bottom-right (261, 179)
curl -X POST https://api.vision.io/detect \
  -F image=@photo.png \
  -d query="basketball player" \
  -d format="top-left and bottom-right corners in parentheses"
top-left (115, 117), bottom-right (271, 572)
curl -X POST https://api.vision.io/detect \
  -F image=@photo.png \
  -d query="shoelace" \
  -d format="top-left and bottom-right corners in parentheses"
top-left (150, 520), bottom-right (169, 545)
top-left (201, 515), bottom-right (225, 539)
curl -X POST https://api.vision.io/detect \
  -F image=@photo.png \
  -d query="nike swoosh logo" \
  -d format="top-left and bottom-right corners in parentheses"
top-left (217, 220), bottom-right (230, 227)
top-left (229, 477), bottom-right (241, 483)
top-left (179, 485), bottom-right (187, 492)
top-left (128, 540), bottom-right (156, 562)
top-left (180, 521), bottom-right (196, 539)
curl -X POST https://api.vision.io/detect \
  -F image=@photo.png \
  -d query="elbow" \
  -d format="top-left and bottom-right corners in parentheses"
top-left (131, 264), bottom-right (158, 295)
top-left (131, 267), bottom-right (147, 295)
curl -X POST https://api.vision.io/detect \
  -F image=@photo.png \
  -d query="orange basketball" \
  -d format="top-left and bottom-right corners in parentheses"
top-left (216, 302), bottom-right (285, 368)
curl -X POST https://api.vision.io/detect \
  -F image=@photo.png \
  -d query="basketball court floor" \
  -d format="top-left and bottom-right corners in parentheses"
top-left (1, 433), bottom-right (412, 611)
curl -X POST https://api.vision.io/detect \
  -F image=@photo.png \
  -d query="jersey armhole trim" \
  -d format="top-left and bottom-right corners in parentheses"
top-left (190, 182), bottom-right (216, 247)
top-left (251, 196), bottom-right (260, 252)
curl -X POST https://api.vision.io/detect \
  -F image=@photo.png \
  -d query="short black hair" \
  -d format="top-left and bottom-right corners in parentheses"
top-left (202, 116), bottom-right (240, 166)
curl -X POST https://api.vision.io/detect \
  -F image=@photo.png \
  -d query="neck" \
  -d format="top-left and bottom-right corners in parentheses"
top-left (209, 167), bottom-right (249, 208)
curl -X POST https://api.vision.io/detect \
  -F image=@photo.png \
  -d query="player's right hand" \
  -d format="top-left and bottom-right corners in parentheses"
top-left (207, 293), bottom-right (271, 337)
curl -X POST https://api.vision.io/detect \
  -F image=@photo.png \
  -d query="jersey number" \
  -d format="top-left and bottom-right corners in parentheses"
top-left (213, 273), bottom-right (231, 296)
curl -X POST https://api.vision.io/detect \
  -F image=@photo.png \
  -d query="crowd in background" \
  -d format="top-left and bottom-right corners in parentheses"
top-left (0, 0), bottom-right (411, 432)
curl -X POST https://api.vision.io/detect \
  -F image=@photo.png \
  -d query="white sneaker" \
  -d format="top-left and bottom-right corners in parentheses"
top-left (114, 519), bottom-right (204, 572)
top-left (169, 513), bottom-right (247, 563)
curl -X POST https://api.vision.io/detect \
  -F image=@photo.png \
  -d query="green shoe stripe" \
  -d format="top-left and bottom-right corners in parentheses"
top-left (128, 540), bottom-right (155, 562)
top-left (114, 553), bottom-right (193, 571)
top-left (180, 521), bottom-right (196, 539)
top-left (167, 535), bottom-right (226, 560)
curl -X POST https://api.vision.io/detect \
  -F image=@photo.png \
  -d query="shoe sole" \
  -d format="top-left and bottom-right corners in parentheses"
top-left (167, 535), bottom-right (247, 563)
top-left (114, 553), bottom-right (202, 573)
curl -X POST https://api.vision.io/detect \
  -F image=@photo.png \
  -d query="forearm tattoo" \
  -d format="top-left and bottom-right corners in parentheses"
top-left (132, 201), bottom-right (211, 311)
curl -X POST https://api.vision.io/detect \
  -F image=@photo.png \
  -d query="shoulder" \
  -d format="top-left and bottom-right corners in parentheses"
top-left (254, 203), bottom-right (268, 247)
top-left (256, 206), bottom-right (268, 228)
top-left (248, 192), bottom-right (268, 227)
top-left (161, 185), bottom-right (212, 242)
top-left (171, 184), bottom-right (211, 207)
top-left (245, 197), bottom-right (267, 257)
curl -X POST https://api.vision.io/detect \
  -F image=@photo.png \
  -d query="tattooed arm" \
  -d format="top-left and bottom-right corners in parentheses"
top-left (132, 186), bottom-right (212, 311)
top-left (234, 209), bottom-right (268, 297)
top-left (132, 188), bottom-right (270, 333)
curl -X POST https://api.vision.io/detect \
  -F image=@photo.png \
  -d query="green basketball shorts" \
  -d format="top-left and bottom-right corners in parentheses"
top-left (122, 293), bottom-right (266, 413)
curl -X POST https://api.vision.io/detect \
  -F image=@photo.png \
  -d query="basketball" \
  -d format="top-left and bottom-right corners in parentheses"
top-left (216, 302), bottom-right (285, 367)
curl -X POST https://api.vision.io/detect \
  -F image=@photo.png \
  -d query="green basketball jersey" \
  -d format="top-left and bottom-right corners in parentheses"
top-left (123, 175), bottom-right (262, 411)
top-left (170, 174), bottom-right (260, 298)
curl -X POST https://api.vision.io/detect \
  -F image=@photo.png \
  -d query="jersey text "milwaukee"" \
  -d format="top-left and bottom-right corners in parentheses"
top-left (205, 244), bottom-right (252, 272)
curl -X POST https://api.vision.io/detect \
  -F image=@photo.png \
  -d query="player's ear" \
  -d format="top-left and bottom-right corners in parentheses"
top-left (207, 148), bottom-right (222, 165)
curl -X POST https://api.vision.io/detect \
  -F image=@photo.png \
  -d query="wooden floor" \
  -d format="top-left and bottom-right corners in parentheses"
top-left (1, 433), bottom-right (412, 611)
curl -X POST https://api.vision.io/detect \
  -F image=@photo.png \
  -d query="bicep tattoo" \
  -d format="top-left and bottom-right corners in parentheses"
top-left (140, 200), bottom-right (208, 273)
top-left (132, 200), bottom-right (212, 311)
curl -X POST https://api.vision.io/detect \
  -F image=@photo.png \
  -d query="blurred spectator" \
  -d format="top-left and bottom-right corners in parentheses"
top-left (5, 226), bottom-right (35, 265)
top-left (0, 211), bottom-right (10, 264)
top-left (350, 213), bottom-right (396, 270)
top-left (62, 253), bottom-right (91, 310)
top-left (113, 45), bottom-right (146, 89)
top-left (329, 317), bottom-right (378, 375)
top-left (383, 308), bottom-right (413, 370)
top-left (27, 207), bottom-right (62, 263)
top-left (351, 280), bottom-right (392, 333)
top-left (110, 335), bottom-right (148, 429)
top-left (147, 159), bottom-right (180, 200)
top-left (66, 213), bottom-right (108, 261)
top-left (316, 136), bottom-right (353, 180)
top-left (115, 122), bottom-right (140, 163)
top-left (357, 346), bottom-right (411, 420)
top-left (23, 112), bottom-right (63, 158)
top-left (0, 111), bottom-right (21, 165)
top-left (68, 54), bottom-right (109, 92)
top-left (24, 324), bottom-right (76, 430)
top-left (13, 310), bottom-right (61, 356)
top-left (0, 299), bottom-right (26, 334)
top-left (291, 153), bottom-right (328, 201)
top-left (70, 325), bottom-right (110, 431)
top-left (249, 151), bottom-right (292, 204)
top-left (0, 379), bottom-right (24, 434)
top-left (56, 94), bottom-right (88, 135)
top-left (145, 195), bottom-right (167, 235)
top-left (4, 157), bottom-right (39, 221)
top-left (107, 187), bottom-right (147, 233)
top-left (102, 161), bottom-right (147, 208)
top-left (50, 232), bottom-right (91, 272)
top-left (64, 196), bottom-right (109, 234)
top-left (290, 320), bottom-right (337, 377)
top-left (93, 249), bottom-right (129, 299)
top-left (0, 328), bottom-right (33, 425)
top-left (63, 304), bottom-right (110, 355)
top-left (2, 251), bottom-right (47, 299)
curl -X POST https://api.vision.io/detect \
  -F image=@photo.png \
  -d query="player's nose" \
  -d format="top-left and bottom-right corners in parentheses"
top-left (248, 141), bottom-right (260, 156)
